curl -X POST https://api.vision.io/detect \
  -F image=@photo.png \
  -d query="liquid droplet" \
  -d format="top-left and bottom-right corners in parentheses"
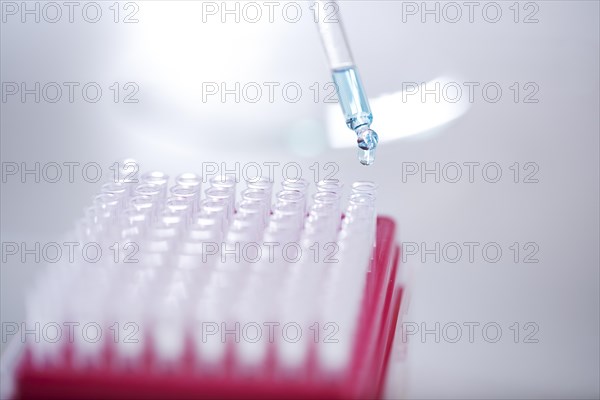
top-left (358, 147), bottom-right (376, 166)
top-left (355, 127), bottom-right (378, 166)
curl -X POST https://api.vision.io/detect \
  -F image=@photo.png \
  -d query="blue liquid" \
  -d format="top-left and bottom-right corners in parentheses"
top-left (332, 67), bottom-right (378, 166)
top-left (332, 67), bottom-right (373, 130)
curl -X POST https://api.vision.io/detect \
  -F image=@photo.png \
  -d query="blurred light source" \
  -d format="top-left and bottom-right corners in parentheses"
top-left (133, 2), bottom-right (272, 116)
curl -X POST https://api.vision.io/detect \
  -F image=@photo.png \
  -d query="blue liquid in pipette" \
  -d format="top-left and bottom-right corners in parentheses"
top-left (332, 67), bottom-right (372, 130)
top-left (332, 67), bottom-right (378, 166)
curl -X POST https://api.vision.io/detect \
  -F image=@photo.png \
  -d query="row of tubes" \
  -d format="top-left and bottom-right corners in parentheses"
top-left (27, 165), bottom-right (378, 372)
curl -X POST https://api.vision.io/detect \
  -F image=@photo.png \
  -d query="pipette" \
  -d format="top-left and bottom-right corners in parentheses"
top-left (315, 0), bottom-right (379, 166)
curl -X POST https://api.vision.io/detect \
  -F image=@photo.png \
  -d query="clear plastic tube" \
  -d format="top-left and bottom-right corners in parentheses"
top-left (241, 188), bottom-right (271, 221)
top-left (25, 169), bottom-right (385, 377)
top-left (93, 193), bottom-right (121, 238)
top-left (238, 200), bottom-right (267, 229)
top-left (170, 184), bottom-right (201, 215)
top-left (206, 187), bottom-right (235, 220)
top-left (130, 195), bottom-right (155, 213)
top-left (281, 178), bottom-right (309, 193)
top-left (101, 181), bottom-right (129, 199)
top-left (120, 208), bottom-right (148, 239)
top-left (273, 202), bottom-right (304, 231)
top-left (351, 181), bottom-right (378, 197)
top-left (140, 171), bottom-right (169, 198)
top-left (316, 179), bottom-right (344, 195)
top-left (246, 177), bottom-right (273, 200)
top-left (135, 183), bottom-right (163, 203)
top-left (175, 172), bottom-right (202, 190)
top-left (199, 199), bottom-right (229, 234)
top-left (313, 191), bottom-right (342, 211)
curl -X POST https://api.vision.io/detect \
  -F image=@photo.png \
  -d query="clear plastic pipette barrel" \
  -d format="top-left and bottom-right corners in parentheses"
top-left (315, 0), bottom-right (379, 166)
